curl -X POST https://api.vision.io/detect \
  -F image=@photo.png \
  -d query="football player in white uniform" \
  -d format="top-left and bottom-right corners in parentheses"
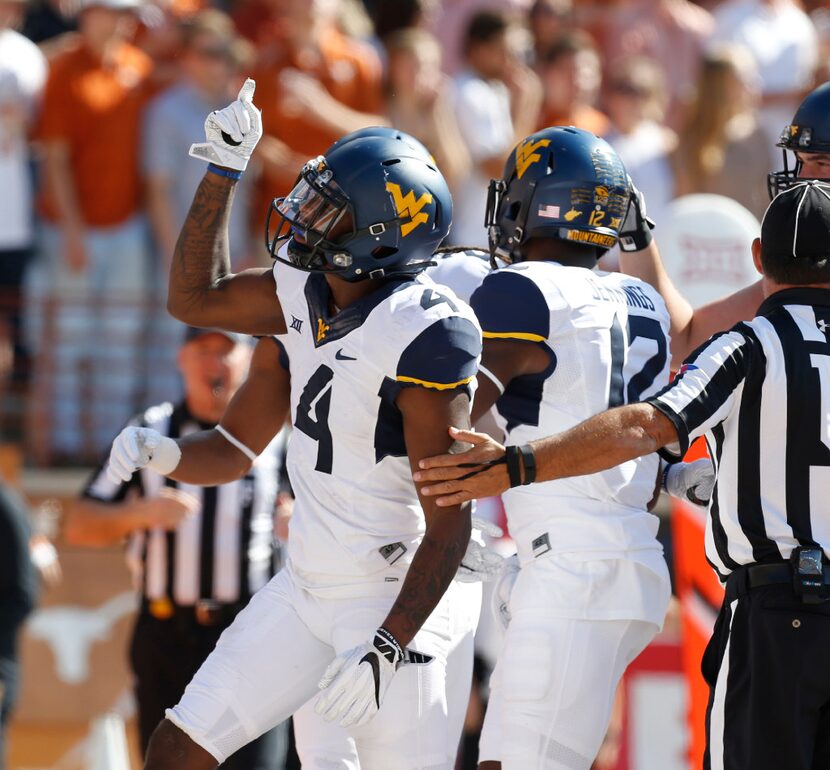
top-left (279, 127), bottom-right (495, 770)
top-left (116, 82), bottom-right (484, 770)
top-left (415, 128), bottom-right (674, 770)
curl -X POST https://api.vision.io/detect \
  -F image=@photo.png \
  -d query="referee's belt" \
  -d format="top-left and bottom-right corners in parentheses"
top-left (144, 597), bottom-right (246, 627)
top-left (726, 562), bottom-right (830, 599)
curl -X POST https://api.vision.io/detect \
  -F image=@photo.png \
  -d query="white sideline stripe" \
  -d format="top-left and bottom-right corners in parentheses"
top-left (709, 598), bottom-right (738, 770)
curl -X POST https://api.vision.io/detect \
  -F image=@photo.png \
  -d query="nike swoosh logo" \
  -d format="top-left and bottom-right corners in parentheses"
top-left (221, 131), bottom-right (242, 147)
top-left (360, 652), bottom-right (382, 707)
top-left (335, 349), bottom-right (357, 361)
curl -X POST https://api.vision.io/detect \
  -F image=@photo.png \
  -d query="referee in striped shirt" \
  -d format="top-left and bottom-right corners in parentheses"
top-left (65, 327), bottom-right (289, 769)
top-left (414, 179), bottom-right (830, 769)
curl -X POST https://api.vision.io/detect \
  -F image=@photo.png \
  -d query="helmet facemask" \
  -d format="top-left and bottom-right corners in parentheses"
top-left (767, 145), bottom-right (802, 199)
top-left (266, 157), bottom-right (361, 275)
top-left (485, 178), bottom-right (509, 267)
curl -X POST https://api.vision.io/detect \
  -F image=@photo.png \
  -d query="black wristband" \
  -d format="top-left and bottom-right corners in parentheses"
top-left (519, 444), bottom-right (536, 485)
top-left (505, 445), bottom-right (523, 488)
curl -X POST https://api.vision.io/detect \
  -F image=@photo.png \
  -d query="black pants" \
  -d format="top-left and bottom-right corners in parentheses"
top-left (130, 611), bottom-right (288, 769)
top-left (0, 654), bottom-right (19, 770)
top-left (703, 576), bottom-right (830, 770)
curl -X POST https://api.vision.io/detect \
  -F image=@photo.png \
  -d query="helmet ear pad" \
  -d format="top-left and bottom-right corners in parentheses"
top-left (489, 127), bottom-right (629, 263)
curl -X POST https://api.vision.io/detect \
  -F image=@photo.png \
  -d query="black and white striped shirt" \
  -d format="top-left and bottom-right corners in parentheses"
top-left (648, 288), bottom-right (830, 580)
top-left (84, 402), bottom-right (282, 606)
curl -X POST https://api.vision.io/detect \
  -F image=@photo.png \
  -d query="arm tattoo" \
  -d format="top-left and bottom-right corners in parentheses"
top-left (170, 174), bottom-right (236, 318)
top-left (384, 503), bottom-right (471, 643)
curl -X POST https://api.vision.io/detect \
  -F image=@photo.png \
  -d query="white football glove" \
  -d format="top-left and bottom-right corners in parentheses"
top-left (662, 458), bottom-right (715, 507)
top-left (189, 78), bottom-right (262, 171)
top-left (106, 426), bottom-right (182, 484)
top-left (456, 516), bottom-right (505, 583)
top-left (490, 553), bottom-right (520, 630)
top-left (315, 628), bottom-right (403, 728)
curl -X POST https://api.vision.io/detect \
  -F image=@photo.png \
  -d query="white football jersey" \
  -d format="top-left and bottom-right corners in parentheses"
top-left (274, 260), bottom-right (481, 592)
top-left (470, 261), bottom-right (672, 554)
top-left (425, 250), bottom-right (491, 304)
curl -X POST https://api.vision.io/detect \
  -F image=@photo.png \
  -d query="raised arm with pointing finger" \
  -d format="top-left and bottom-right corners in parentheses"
top-left (167, 79), bottom-right (287, 336)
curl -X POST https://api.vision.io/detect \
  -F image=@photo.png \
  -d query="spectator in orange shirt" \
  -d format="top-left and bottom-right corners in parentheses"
top-left (31, 0), bottom-right (153, 462)
top-left (246, 0), bottom-right (384, 222)
top-left (536, 30), bottom-right (609, 136)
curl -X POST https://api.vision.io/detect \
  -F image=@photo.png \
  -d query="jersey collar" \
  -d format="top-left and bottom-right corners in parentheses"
top-left (304, 272), bottom-right (414, 347)
top-left (757, 287), bottom-right (830, 317)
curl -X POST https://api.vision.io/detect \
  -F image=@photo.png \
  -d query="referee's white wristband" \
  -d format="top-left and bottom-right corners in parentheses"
top-left (147, 436), bottom-right (182, 475)
top-left (216, 424), bottom-right (259, 463)
top-left (478, 364), bottom-right (505, 395)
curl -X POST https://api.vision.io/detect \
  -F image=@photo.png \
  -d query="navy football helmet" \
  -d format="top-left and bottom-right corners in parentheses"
top-left (485, 127), bottom-right (629, 265)
top-left (768, 82), bottom-right (830, 198)
top-left (266, 133), bottom-right (452, 281)
top-left (325, 126), bottom-right (434, 163)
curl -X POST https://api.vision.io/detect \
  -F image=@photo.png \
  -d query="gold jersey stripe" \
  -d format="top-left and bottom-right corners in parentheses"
top-left (396, 374), bottom-right (476, 390)
top-left (483, 331), bottom-right (546, 343)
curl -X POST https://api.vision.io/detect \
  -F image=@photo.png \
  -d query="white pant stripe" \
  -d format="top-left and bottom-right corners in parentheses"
top-left (709, 598), bottom-right (739, 770)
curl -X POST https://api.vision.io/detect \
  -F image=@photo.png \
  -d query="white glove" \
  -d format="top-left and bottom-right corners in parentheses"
top-left (662, 458), bottom-right (715, 507)
top-left (106, 426), bottom-right (182, 484)
top-left (456, 516), bottom-right (505, 583)
top-left (189, 78), bottom-right (262, 171)
top-left (315, 628), bottom-right (403, 728)
top-left (490, 554), bottom-right (520, 629)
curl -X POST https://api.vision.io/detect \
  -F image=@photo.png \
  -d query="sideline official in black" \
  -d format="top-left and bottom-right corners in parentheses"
top-left (65, 327), bottom-right (289, 769)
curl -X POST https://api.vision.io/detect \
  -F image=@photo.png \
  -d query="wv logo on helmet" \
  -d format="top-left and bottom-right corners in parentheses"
top-left (515, 138), bottom-right (551, 179)
top-left (386, 182), bottom-right (433, 237)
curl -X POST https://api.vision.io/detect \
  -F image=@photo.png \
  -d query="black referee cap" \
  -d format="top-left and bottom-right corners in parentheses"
top-left (762, 180), bottom-right (830, 264)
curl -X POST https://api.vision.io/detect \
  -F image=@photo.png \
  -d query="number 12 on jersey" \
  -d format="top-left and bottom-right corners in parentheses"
top-left (608, 314), bottom-right (668, 407)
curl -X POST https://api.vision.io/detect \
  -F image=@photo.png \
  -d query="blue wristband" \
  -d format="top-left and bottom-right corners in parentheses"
top-left (207, 163), bottom-right (242, 181)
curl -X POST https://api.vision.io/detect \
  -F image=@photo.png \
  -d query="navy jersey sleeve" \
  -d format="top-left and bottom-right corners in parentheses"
top-left (396, 316), bottom-right (481, 390)
top-left (255, 335), bottom-right (290, 371)
top-left (470, 270), bottom-right (550, 342)
top-left (269, 336), bottom-right (290, 370)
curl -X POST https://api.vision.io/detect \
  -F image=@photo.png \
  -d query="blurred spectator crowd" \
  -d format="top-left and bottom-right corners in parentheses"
top-left (0, 0), bottom-right (824, 465)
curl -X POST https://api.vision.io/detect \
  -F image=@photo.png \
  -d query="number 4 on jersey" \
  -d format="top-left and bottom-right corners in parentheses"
top-left (296, 364), bottom-right (334, 473)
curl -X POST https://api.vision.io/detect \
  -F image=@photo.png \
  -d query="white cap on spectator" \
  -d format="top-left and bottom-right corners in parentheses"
top-left (80, 0), bottom-right (143, 11)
